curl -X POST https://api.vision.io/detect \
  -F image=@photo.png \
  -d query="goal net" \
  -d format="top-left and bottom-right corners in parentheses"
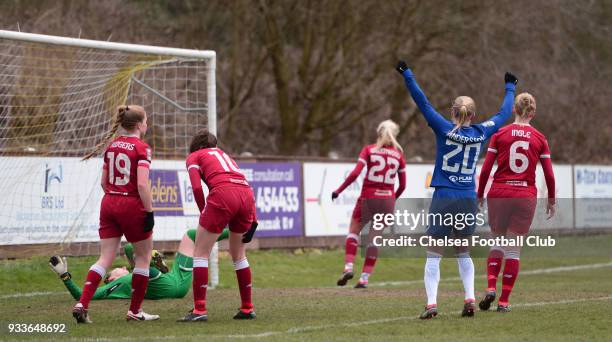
top-left (0, 30), bottom-right (219, 286)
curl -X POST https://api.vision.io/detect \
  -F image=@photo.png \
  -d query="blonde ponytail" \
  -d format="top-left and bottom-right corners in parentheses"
top-left (82, 105), bottom-right (145, 160)
top-left (514, 92), bottom-right (536, 117)
top-left (450, 96), bottom-right (476, 133)
top-left (376, 119), bottom-right (403, 152)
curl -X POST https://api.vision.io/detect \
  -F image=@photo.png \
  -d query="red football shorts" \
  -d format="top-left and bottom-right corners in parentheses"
top-left (199, 186), bottom-right (256, 234)
top-left (99, 194), bottom-right (151, 243)
top-left (486, 185), bottom-right (537, 235)
top-left (351, 196), bottom-right (395, 224)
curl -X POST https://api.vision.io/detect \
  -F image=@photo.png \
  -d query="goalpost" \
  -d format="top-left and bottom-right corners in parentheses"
top-left (0, 30), bottom-right (220, 287)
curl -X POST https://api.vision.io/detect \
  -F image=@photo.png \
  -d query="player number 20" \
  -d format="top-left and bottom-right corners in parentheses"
top-left (442, 140), bottom-right (481, 175)
top-left (106, 151), bottom-right (131, 186)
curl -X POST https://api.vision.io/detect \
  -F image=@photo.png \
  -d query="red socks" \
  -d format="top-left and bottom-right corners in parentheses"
top-left (499, 258), bottom-right (520, 306)
top-left (362, 246), bottom-right (378, 275)
top-left (486, 248), bottom-right (504, 292)
top-left (192, 257), bottom-right (209, 314)
top-left (344, 233), bottom-right (359, 271)
top-left (234, 258), bottom-right (253, 311)
top-left (79, 264), bottom-right (105, 310)
top-left (129, 268), bottom-right (149, 313)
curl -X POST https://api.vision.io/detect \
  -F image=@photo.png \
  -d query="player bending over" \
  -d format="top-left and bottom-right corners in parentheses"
top-left (49, 229), bottom-right (229, 301)
top-left (477, 92), bottom-right (556, 312)
top-left (332, 120), bottom-right (406, 288)
top-left (75, 105), bottom-right (156, 323)
top-left (396, 61), bottom-right (517, 319)
top-left (178, 130), bottom-right (258, 322)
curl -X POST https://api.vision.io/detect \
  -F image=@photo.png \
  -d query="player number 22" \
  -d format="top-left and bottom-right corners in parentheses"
top-left (106, 151), bottom-right (131, 186)
top-left (367, 155), bottom-right (399, 184)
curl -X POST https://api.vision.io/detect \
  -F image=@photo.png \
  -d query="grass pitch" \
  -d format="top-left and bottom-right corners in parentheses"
top-left (1, 235), bottom-right (611, 341)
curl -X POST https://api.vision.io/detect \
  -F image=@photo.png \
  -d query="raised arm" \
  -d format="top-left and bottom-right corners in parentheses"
top-left (480, 73), bottom-right (517, 138)
top-left (396, 61), bottom-right (453, 134)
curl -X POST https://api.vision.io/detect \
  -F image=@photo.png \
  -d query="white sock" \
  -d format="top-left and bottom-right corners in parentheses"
top-left (193, 257), bottom-right (209, 268)
top-left (424, 252), bottom-right (442, 306)
top-left (344, 262), bottom-right (354, 272)
top-left (456, 252), bottom-right (475, 301)
top-left (359, 272), bottom-right (370, 283)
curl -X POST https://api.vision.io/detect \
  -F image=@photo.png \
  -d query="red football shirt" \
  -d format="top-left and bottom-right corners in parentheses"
top-left (358, 144), bottom-right (406, 197)
top-left (186, 147), bottom-right (249, 191)
top-left (487, 123), bottom-right (551, 187)
top-left (102, 135), bottom-right (151, 196)
top-left (334, 144), bottom-right (406, 198)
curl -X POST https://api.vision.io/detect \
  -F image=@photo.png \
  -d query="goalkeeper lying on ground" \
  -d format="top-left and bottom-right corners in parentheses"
top-left (49, 228), bottom-right (229, 300)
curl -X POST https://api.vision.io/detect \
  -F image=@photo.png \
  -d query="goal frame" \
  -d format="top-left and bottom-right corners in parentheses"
top-left (0, 29), bottom-right (217, 136)
top-left (0, 29), bottom-right (220, 287)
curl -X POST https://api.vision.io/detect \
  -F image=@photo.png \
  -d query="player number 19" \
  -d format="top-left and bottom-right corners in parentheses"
top-left (106, 151), bottom-right (131, 186)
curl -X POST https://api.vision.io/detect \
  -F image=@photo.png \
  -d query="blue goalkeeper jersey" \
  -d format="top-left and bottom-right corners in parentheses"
top-left (401, 69), bottom-right (516, 191)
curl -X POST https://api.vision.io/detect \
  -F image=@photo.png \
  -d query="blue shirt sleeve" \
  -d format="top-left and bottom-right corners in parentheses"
top-left (401, 69), bottom-right (453, 134)
top-left (476, 83), bottom-right (516, 138)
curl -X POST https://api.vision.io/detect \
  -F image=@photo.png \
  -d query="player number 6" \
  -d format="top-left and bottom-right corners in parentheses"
top-left (509, 140), bottom-right (529, 174)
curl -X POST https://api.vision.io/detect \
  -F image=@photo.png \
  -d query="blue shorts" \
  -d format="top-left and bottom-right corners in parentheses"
top-left (426, 187), bottom-right (478, 238)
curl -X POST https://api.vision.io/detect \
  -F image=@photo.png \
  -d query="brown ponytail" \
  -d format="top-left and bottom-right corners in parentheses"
top-left (82, 105), bottom-right (146, 160)
top-left (189, 129), bottom-right (218, 153)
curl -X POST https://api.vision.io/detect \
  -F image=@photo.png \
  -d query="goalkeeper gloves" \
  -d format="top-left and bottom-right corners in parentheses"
top-left (49, 256), bottom-right (71, 281)
top-left (396, 60), bottom-right (409, 74)
top-left (144, 211), bottom-right (155, 232)
top-left (504, 72), bottom-right (518, 85)
top-left (331, 192), bottom-right (339, 201)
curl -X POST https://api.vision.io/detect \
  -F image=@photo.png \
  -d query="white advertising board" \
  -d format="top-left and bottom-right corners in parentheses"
top-left (0, 157), bottom-right (203, 245)
top-left (574, 165), bottom-right (612, 228)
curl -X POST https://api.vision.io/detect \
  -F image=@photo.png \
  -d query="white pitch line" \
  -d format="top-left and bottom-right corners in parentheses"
top-left (0, 291), bottom-right (64, 299)
top-left (92, 295), bottom-right (612, 341)
top-left (228, 296), bottom-right (612, 339)
top-left (3, 261), bottom-right (611, 299)
top-left (369, 261), bottom-right (612, 287)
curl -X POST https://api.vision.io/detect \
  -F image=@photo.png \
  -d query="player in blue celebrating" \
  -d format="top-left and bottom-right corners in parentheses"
top-left (396, 60), bottom-right (517, 319)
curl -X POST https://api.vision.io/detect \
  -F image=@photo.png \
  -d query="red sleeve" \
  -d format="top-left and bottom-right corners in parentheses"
top-left (137, 143), bottom-right (152, 169)
top-left (540, 139), bottom-right (555, 204)
top-left (335, 147), bottom-right (368, 194)
top-left (395, 155), bottom-right (407, 198)
top-left (186, 154), bottom-right (206, 212)
top-left (478, 134), bottom-right (498, 199)
top-left (102, 147), bottom-right (109, 172)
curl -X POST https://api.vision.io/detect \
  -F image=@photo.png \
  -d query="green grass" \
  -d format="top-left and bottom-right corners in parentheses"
top-left (0, 235), bottom-right (611, 341)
